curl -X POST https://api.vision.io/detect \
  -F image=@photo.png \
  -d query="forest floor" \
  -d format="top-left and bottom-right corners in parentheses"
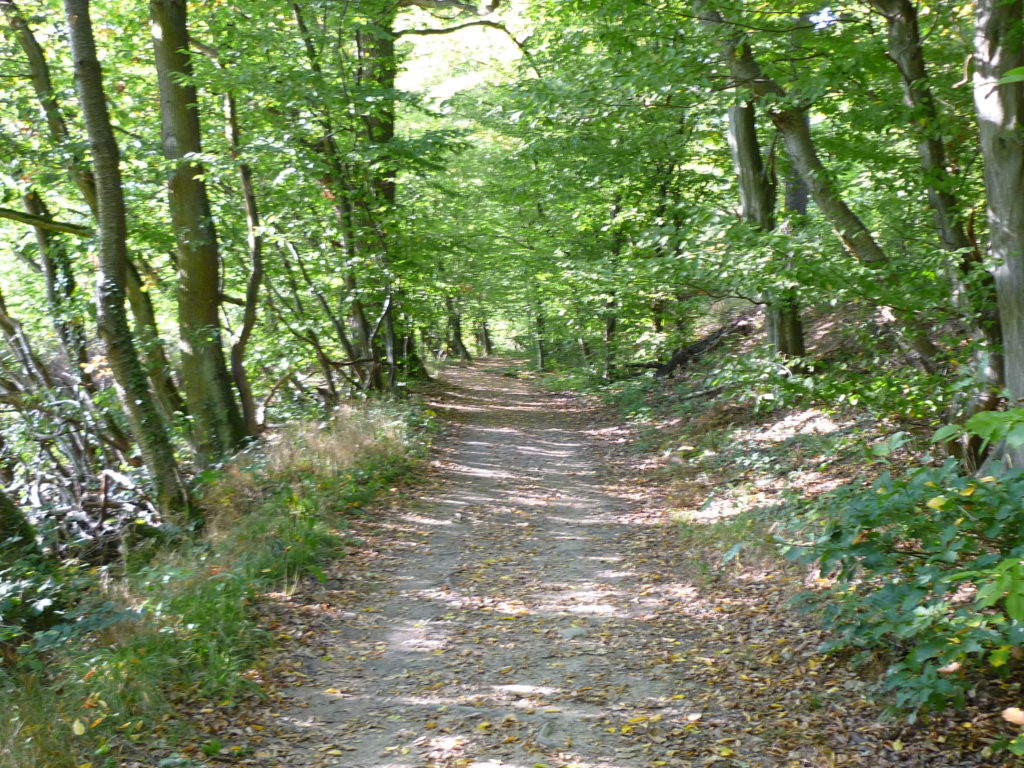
top-left (175, 360), bottom-right (1013, 768)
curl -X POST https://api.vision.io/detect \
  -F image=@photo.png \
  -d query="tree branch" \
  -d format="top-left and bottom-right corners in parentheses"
top-left (398, 0), bottom-right (482, 13)
top-left (395, 18), bottom-right (536, 72)
top-left (0, 207), bottom-right (93, 237)
top-left (397, 18), bottom-right (502, 36)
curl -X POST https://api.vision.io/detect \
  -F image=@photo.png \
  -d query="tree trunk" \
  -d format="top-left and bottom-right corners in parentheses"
top-left (225, 92), bottom-right (264, 436)
top-left (866, 0), bottom-right (1003, 465)
top-left (478, 320), bottom-right (495, 355)
top-left (446, 295), bottom-right (472, 362)
top-left (697, 4), bottom-right (938, 370)
top-left (774, 172), bottom-right (807, 358)
top-left (399, 332), bottom-right (431, 380)
top-left (4, 0), bottom-right (186, 420)
top-left (974, 0), bottom-right (1024, 463)
top-left (63, 0), bottom-right (191, 520)
top-left (727, 102), bottom-right (775, 231)
top-left (727, 100), bottom-right (804, 358)
top-left (150, 0), bottom-right (247, 461)
top-left (603, 301), bottom-right (617, 379)
top-left (534, 309), bottom-right (547, 371)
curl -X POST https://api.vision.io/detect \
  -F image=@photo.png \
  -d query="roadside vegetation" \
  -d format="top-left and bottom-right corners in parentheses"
top-left (1, 402), bottom-right (431, 768)
top-left (541, 305), bottom-right (1024, 758)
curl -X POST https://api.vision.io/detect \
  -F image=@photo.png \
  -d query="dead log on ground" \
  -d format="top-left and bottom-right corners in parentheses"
top-left (655, 318), bottom-right (752, 378)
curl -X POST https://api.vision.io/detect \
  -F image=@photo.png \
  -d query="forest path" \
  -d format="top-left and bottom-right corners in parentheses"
top-left (245, 361), bottom-right (985, 768)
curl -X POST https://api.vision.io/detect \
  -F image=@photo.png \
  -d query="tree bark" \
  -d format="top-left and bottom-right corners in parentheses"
top-left (534, 307), bottom-right (547, 371)
top-left (774, 171), bottom-right (807, 358)
top-left (727, 102), bottom-right (775, 232)
top-left (224, 92), bottom-right (264, 436)
top-left (603, 301), bottom-right (617, 379)
top-left (727, 100), bottom-right (807, 357)
top-left (478, 320), bottom-right (495, 355)
top-left (446, 295), bottom-right (472, 362)
top-left (696, 2), bottom-right (937, 370)
top-left (63, 0), bottom-right (191, 519)
top-left (150, 0), bottom-right (247, 461)
top-left (865, 0), bottom-right (1003, 466)
top-left (974, 0), bottom-right (1024, 460)
top-left (4, 0), bottom-right (186, 422)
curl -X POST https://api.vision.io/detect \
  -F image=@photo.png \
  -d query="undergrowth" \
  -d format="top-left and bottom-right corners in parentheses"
top-left (0, 400), bottom-right (432, 768)
top-left (571, 336), bottom-right (1024, 754)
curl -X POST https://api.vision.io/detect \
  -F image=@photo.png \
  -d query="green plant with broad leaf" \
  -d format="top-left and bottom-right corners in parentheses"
top-left (783, 460), bottom-right (1024, 725)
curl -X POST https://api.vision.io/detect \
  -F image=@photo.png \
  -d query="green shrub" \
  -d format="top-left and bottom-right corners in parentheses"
top-left (782, 459), bottom-right (1024, 751)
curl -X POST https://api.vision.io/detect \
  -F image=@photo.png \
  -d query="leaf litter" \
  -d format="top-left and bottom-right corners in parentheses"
top-left (155, 361), bottom-right (1020, 768)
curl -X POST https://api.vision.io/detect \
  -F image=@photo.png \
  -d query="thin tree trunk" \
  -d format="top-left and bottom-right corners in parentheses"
top-left (479, 320), bottom-right (494, 355)
top-left (63, 0), bottom-right (190, 519)
top-left (603, 302), bottom-right (617, 379)
top-left (151, 0), bottom-right (247, 461)
top-left (534, 308), bottom-right (547, 371)
top-left (5, 0), bottom-right (185, 418)
top-left (225, 92), bottom-right (264, 436)
top-left (21, 192), bottom-right (90, 378)
top-left (697, 2), bottom-right (938, 370)
top-left (775, 171), bottom-right (808, 358)
top-left (446, 296), bottom-right (472, 362)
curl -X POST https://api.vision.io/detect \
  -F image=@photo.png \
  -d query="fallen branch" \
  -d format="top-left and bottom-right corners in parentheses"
top-left (655, 317), bottom-right (752, 378)
top-left (676, 384), bottom-right (726, 401)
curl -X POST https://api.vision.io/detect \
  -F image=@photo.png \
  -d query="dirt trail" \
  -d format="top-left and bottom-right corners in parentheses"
top-left (246, 361), bottom-right (995, 768)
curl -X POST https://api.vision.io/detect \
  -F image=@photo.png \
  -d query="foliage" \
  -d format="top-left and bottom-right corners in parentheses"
top-left (783, 461), bottom-right (1024, 738)
top-left (0, 400), bottom-right (431, 768)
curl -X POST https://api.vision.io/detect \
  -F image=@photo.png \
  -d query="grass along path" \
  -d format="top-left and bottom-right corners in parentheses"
top-left (219, 361), bottom-right (1004, 768)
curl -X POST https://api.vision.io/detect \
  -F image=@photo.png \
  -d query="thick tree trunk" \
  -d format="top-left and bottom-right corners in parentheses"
top-left (150, 0), bottom-right (247, 461)
top-left (866, 0), bottom-right (1003, 466)
top-left (728, 101), bottom-right (806, 359)
top-left (974, 0), bottom-right (1024, 463)
top-left (63, 0), bottom-right (191, 519)
top-left (356, 4), bottom-right (398, 202)
top-left (727, 102), bottom-right (775, 231)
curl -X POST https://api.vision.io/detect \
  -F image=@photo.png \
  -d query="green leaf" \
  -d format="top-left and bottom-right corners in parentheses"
top-left (911, 638), bottom-right (947, 664)
top-left (965, 410), bottom-right (1010, 440)
top-left (998, 67), bottom-right (1024, 85)
top-left (1008, 734), bottom-right (1024, 756)
top-left (989, 646), bottom-right (1012, 668)
top-left (1007, 590), bottom-right (1024, 621)
top-left (1007, 422), bottom-right (1024, 449)
top-left (930, 424), bottom-right (963, 443)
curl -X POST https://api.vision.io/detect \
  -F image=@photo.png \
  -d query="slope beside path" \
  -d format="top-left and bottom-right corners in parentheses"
top-left (231, 361), bottom-right (998, 768)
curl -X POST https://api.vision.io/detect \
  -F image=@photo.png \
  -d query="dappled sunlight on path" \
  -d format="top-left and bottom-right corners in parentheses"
top-left (243, 361), bottom-right (997, 768)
